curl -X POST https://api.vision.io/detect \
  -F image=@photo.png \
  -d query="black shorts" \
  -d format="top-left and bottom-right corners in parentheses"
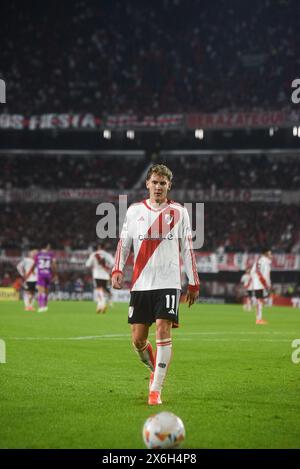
top-left (254, 289), bottom-right (264, 299)
top-left (24, 281), bottom-right (36, 293)
top-left (128, 289), bottom-right (181, 326)
top-left (247, 290), bottom-right (253, 298)
top-left (94, 279), bottom-right (110, 292)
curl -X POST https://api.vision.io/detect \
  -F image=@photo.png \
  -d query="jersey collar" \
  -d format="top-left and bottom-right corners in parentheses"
top-left (143, 199), bottom-right (170, 212)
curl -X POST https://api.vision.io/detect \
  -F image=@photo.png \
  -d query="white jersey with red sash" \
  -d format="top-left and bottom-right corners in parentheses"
top-left (112, 199), bottom-right (200, 292)
top-left (16, 257), bottom-right (37, 282)
top-left (86, 250), bottom-right (115, 280)
top-left (250, 255), bottom-right (271, 290)
top-left (241, 273), bottom-right (252, 291)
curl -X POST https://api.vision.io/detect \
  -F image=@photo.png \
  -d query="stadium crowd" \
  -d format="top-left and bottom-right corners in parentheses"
top-left (1, 153), bottom-right (300, 189)
top-left (160, 154), bottom-right (300, 190)
top-left (1, 0), bottom-right (298, 114)
top-left (1, 202), bottom-right (299, 253)
top-left (0, 155), bottom-right (146, 190)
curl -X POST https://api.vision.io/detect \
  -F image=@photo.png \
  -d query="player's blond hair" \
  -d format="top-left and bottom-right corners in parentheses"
top-left (146, 164), bottom-right (173, 182)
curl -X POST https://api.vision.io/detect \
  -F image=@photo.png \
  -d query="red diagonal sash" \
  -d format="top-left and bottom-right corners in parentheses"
top-left (24, 262), bottom-right (36, 281)
top-left (256, 257), bottom-right (268, 289)
top-left (131, 207), bottom-right (180, 288)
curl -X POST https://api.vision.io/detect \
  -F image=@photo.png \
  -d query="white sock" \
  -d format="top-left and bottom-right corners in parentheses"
top-left (28, 294), bottom-right (34, 306)
top-left (133, 341), bottom-right (155, 372)
top-left (151, 338), bottom-right (172, 392)
top-left (96, 289), bottom-right (106, 309)
top-left (256, 301), bottom-right (263, 320)
top-left (24, 292), bottom-right (29, 307)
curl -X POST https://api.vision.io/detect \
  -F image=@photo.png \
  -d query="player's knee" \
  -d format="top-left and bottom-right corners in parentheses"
top-left (132, 338), bottom-right (147, 350)
top-left (156, 322), bottom-right (172, 339)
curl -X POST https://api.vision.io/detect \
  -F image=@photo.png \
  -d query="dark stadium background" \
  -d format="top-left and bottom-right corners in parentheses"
top-left (1, 0), bottom-right (300, 459)
top-left (1, 0), bottom-right (300, 303)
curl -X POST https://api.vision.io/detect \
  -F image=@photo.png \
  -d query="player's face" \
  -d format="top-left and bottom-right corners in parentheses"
top-left (146, 173), bottom-right (171, 203)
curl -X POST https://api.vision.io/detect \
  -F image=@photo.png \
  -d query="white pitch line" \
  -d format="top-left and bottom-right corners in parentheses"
top-left (3, 334), bottom-right (295, 343)
top-left (5, 334), bottom-right (131, 341)
top-left (176, 331), bottom-right (297, 335)
top-left (4, 330), bottom-right (298, 340)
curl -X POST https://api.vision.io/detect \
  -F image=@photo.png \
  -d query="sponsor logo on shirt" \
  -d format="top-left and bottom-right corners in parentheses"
top-left (138, 233), bottom-right (174, 240)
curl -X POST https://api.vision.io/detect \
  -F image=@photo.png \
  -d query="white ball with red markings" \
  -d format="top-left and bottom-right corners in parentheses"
top-left (143, 411), bottom-right (185, 449)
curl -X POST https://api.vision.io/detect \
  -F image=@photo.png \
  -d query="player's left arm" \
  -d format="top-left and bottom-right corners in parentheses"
top-left (179, 208), bottom-right (200, 307)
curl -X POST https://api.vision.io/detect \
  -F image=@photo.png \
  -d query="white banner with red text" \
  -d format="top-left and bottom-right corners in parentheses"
top-left (1, 252), bottom-right (299, 272)
top-left (1, 109), bottom-right (300, 130)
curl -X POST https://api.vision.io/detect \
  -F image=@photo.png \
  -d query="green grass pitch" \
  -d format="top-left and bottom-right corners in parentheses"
top-left (0, 300), bottom-right (299, 449)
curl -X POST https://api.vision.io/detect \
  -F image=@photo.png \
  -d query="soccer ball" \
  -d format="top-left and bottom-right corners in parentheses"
top-left (143, 411), bottom-right (185, 449)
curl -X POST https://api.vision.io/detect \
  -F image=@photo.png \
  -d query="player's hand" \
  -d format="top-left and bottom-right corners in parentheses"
top-left (112, 272), bottom-right (123, 289)
top-left (186, 289), bottom-right (199, 307)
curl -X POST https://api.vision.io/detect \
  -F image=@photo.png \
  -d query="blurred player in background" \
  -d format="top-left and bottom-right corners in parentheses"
top-left (74, 277), bottom-right (84, 301)
top-left (16, 249), bottom-right (37, 311)
top-left (250, 248), bottom-right (272, 325)
top-left (85, 244), bottom-right (114, 313)
top-left (35, 243), bottom-right (58, 312)
top-left (240, 267), bottom-right (253, 312)
top-left (112, 164), bottom-right (200, 405)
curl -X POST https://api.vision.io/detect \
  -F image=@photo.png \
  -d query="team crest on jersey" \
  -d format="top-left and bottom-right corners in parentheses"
top-left (128, 306), bottom-right (134, 318)
top-left (165, 214), bottom-right (173, 225)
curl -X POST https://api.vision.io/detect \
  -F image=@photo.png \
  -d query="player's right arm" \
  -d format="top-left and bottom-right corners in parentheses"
top-left (111, 207), bottom-right (133, 289)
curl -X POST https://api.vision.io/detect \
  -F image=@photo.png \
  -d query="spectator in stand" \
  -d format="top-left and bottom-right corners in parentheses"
top-left (2, 154), bottom-right (300, 190)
